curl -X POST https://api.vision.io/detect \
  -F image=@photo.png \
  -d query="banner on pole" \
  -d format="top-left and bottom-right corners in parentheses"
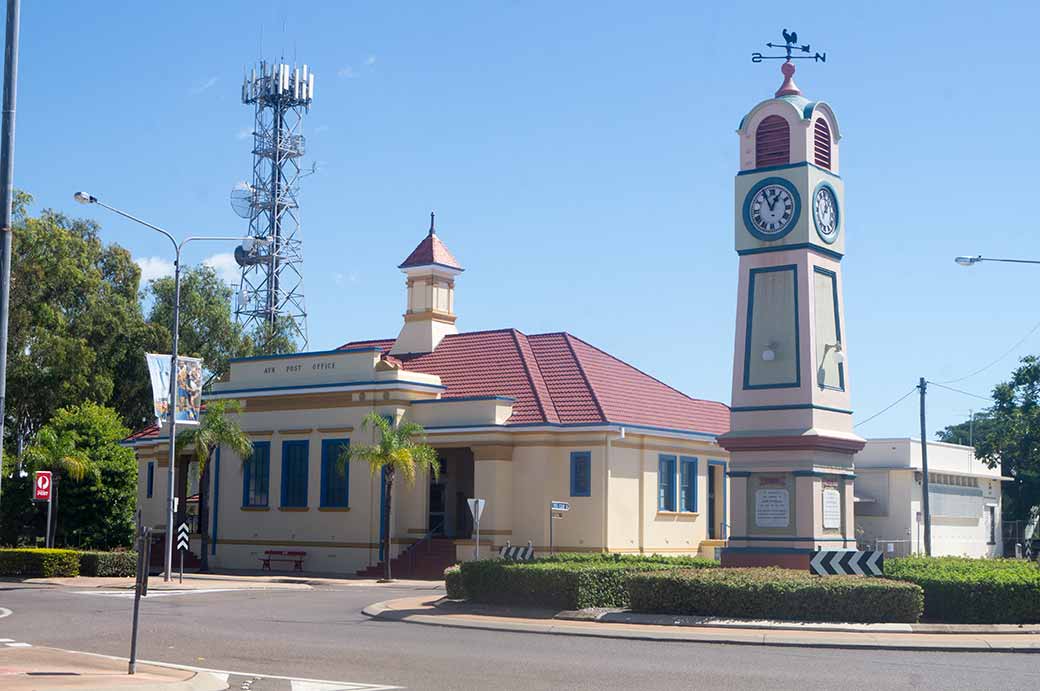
top-left (146, 353), bottom-right (203, 426)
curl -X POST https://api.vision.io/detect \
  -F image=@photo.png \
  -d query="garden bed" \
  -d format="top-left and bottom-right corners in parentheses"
top-left (627, 567), bottom-right (924, 623)
top-left (884, 556), bottom-right (1040, 624)
top-left (455, 553), bottom-right (717, 610)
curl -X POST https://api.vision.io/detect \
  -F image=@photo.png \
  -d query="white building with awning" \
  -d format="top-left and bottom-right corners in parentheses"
top-left (854, 438), bottom-right (1006, 558)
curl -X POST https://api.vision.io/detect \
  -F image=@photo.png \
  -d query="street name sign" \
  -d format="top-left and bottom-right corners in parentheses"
top-left (34, 471), bottom-right (52, 501)
top-left (809, 550), bottom-right (883, 576)
top-left (550, 501), bottom-right (570, 512)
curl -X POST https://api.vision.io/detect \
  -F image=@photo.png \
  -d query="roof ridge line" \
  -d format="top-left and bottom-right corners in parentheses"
top-left (564, 333), bottom-right (729, 410)
top-left (510, 329), bottom-right (554, 424)
top-left (562, 333), bottom-right (607, 423)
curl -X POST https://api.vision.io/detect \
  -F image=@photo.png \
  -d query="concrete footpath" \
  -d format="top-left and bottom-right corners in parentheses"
top-left (363, 595), bottom-right (1040, 653)
top-left (0, 646), bottom-right (225, 691)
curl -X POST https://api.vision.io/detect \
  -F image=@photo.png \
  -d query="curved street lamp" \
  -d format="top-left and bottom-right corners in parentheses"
top-left (955, 255), bottom-right (1040, 267)
top-left (74, 191), bottom-right (264, 581)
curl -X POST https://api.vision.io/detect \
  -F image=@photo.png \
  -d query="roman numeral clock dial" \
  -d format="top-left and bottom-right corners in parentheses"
top-left (742, 177), bottom-right (800, 241)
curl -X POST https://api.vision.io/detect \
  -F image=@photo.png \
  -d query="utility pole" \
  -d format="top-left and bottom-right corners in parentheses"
top-left (918, 377), bottom-right (932, 556)
top-left (0, 0), bottom-right (21, 504)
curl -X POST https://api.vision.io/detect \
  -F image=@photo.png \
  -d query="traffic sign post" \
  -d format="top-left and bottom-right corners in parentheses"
top-left (129, 510), bottom-right (150, 675)
top-left (34, 471), bottom-right (53, 548)
top-left (176, 522), bottom-right (190, 584)
top-left (548, 501), bottom-right (569, 554)
top-left (467, 498), bottom-right (486, 560)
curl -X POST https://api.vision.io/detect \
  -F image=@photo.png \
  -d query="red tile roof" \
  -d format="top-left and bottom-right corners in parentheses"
top-left (343, 329), bottom-right (729, 436)
top-left (124, 422), bottom-right (161, 443)
top-left (398, 231), bottom-right (463, 270)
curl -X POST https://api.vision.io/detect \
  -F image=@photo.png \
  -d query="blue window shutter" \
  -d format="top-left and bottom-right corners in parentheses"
top-left (245, 442), bottom-right (271, 507)
top-left (570, 451), bottom-right (591, 497)
top-left (320, 439), bottom-right (350, 508)
top-left (280, 440), bottom-right (309, 508)
top-left (658, 455), bottom-right (677, 511)
top-left (680, 457), bottom-right (698, 512)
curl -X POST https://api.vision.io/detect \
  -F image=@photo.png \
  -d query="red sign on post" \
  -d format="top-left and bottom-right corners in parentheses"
top-left (34, 471), bottom-right (52, 501)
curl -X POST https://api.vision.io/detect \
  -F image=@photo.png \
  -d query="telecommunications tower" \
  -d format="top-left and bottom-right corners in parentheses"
top-left (232, 60), bottom-right (315, 350)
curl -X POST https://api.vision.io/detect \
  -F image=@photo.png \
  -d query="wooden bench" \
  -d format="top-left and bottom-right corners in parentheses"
top-left (260, 550), bottom-right (306, 572)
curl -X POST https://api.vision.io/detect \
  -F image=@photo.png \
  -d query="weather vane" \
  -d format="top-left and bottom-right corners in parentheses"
top-left (752, 29), bottom-right (826, 64)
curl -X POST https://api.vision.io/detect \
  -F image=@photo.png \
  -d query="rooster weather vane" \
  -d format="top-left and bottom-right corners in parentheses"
top-left (752, 29), bottom-right (826, 64)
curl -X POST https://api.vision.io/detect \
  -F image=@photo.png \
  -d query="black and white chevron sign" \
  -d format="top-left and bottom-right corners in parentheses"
top-left (809, 549), bottom-right (883, 576)
top-left (500, 541), bottom-right (535, 561)
top-left (176, 522), bottom-right (190, 551)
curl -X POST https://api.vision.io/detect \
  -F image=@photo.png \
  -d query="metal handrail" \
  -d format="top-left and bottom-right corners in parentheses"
top-left (407, 519), bottom-right (445, 571)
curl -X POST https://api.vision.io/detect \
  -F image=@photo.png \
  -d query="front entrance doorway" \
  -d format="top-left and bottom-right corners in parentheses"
top-left (428, 448), bottom-right (474, 538)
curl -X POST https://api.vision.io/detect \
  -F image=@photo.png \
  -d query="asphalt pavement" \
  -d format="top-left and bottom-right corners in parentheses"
top-left (2, 581), bottom-right (1039, 690)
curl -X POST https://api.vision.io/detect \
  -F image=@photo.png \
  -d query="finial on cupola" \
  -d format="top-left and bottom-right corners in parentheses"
top-left (750, 28), bottom-right (827, 98)
top-left (429, 210), bottom-right (436, 236)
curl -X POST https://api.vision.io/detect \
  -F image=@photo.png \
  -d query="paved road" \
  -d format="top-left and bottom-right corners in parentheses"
top-left (2, 582), bottom-right (1039, 690)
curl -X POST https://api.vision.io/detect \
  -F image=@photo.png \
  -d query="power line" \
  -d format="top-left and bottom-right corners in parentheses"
top-left (936, 319), bottom-right (1040, 384)
top-left (927, 380), bottom-right (990, 401)
top-left (854, 387), bottom-right (918, 428)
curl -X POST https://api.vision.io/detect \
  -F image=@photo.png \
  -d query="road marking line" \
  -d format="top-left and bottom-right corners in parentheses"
top-left (5, 642), bottom-right (31, 647)
top-left (62, 649), bottom-right (402, 690)
top-left (71, 588), bottom-right (241, 598)
top-left (0, 607), bottom-right (11, 619)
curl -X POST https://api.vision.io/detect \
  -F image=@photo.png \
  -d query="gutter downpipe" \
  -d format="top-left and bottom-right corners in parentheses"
top-left (604, 427), bottom-right (625, 553)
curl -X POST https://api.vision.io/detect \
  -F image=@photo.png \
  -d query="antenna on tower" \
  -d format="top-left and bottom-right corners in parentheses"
top-left (232, 57), bottom-right (316, 352)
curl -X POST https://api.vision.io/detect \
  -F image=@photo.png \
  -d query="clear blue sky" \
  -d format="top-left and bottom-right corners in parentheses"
top-left (12, 1), bottom-right (1040, 439)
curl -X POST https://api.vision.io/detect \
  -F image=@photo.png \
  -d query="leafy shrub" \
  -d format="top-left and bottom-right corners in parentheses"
top-left (535, 552), bottom-right (718, 568)
top-left (0, 548), bottom-right (81, 577)
top-left (79, 551), bottom-right (138, 577)
top-left (885, 556), bottom-right (1040, 624)
top-left (459, 556), bottom-right (717, 610)
top-left (626, 568), bottom-right (923, 623)
top-left (444, 565), bottom-right (465, 599)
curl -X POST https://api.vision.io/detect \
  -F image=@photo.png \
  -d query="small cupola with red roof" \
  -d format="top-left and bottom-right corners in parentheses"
top-left (391, 212), bottom-right (464, 355)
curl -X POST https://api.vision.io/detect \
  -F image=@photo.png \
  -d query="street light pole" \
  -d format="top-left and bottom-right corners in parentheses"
top-left (0, 0), bottom-right (21, 507)
top-left (73, 191), bottom-right (256, 581)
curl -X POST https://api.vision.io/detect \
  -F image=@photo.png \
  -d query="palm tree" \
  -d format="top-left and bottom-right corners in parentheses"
top-left (177, 399), bottom-right (251, 570)
top-left (22, 427), bottom-right (96, 547)
top-left (345, 412), bottom-right (439, 581)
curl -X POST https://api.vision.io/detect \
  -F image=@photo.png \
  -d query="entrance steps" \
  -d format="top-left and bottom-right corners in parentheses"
top-left (357, 537), bottom-right (458, 580)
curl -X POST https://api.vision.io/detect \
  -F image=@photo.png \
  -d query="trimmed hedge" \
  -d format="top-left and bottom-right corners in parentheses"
top-left (445, 565), bottom-right (465, 599)
top-left (459, 556), bottom-right (717, 610)
top-left (79, 551), bottom-right (138, 577)
top-left (535, 553), bottom-right (718, 568)
top-left (626, 568), bottom-right (924, 623)
top-left (885, 556), bottom-right (1040, 624)
top-left (0, 548), bottom-right (81, 578)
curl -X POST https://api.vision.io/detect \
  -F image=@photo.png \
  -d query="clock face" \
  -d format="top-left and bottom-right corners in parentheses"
top-left (748, 182), bottom-right (794, 236)
top-left (813, 184), bottom-right (840, 243)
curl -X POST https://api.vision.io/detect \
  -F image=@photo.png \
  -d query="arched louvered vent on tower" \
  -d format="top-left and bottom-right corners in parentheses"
top-left (755, 115), bottom-right (790, 168)
top-left (814, 118), bottom-right (832, 170)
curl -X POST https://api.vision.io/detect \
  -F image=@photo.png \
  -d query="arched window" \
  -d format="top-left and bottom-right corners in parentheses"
top-left (814, 118), bottom-right (832, 170)
top-left (755, 115), bottom-right (790, 168)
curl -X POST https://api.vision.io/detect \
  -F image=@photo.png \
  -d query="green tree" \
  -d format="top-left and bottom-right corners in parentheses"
top-left (47, 403), bottom-right (138, 549)
top-left (21, 425), bottom-right (95, 547)
top-left (246, 315), bottom-right (301, 357)
top-left (7, 200), bottom-right (160, 443)
top-left (146, 266), bottom-right (252, 380)
top-left (177, 399), bottom-right (251, 569)
top-left (938, 356), bottom-right (1040, 527)
top-left (345, 413), bottom-right (438, 581)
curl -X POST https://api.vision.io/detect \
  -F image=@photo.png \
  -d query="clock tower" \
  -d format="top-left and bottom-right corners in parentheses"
top-left (719, 54), bottom-right (865, 569)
